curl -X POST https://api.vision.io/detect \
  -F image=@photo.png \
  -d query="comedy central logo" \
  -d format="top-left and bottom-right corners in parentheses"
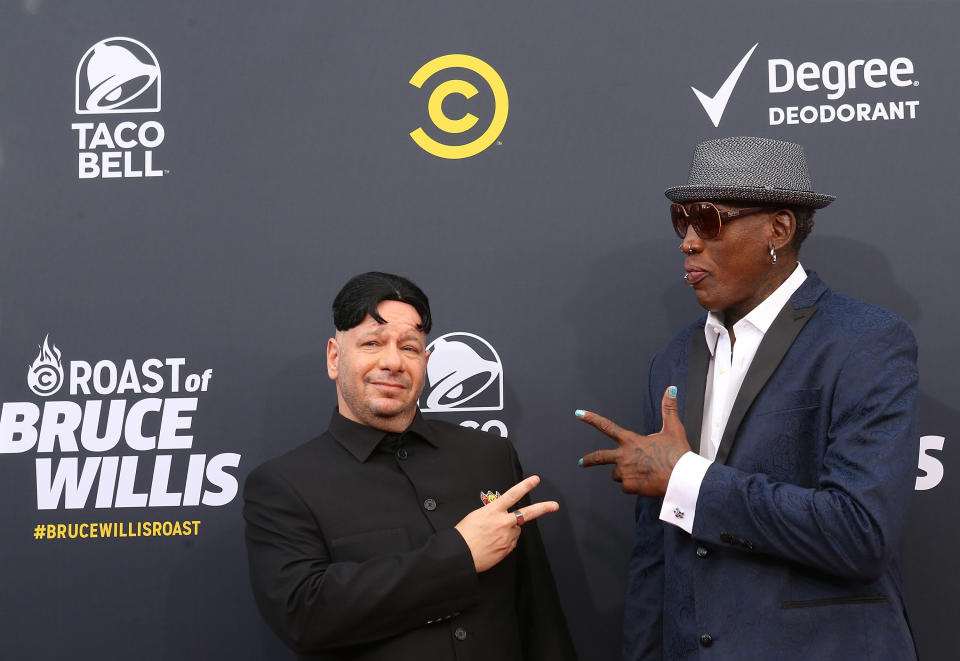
top-left (75, 37), bottom-right (160, 114)
top-left (420, 332), bottom-right (503, 412)
top-left (409, 54), bottom-right (508, 159)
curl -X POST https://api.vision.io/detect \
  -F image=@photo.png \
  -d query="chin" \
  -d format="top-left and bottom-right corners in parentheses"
top-left (693, 290), bottom-right (714, 310)
top-left (370, 401), bottom-right (412, 419)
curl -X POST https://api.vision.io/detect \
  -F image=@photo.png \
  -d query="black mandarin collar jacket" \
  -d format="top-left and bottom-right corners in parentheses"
top-left (243, 409), bottom-right (577, 661)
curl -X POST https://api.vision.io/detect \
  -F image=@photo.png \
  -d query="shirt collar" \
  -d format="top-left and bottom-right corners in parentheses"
top-left (703, 263), bottom-right (808, 355)
top-left (328, 408), bottom-right (439, 463)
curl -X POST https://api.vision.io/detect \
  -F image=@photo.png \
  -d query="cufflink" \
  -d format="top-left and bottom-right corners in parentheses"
top-left (673, 507), bottom-right (685, 519)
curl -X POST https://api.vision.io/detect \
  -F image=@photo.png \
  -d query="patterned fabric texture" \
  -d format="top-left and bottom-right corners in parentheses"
top-left (664, 136), bottom-right (836, 208)
top-left (622, 272), bottom-right (918, 660)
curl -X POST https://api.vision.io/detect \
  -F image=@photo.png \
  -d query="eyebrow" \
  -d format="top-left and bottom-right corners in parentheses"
top-left (395, 330), bottom-right (425, 344)
top-left (355, 327), bottom-right (424, 344)
top-left (356, 328), bottom-right (385, 341)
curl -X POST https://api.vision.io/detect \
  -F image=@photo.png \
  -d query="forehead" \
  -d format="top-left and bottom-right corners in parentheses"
top-left (355, 300), bottom-right (424, 334)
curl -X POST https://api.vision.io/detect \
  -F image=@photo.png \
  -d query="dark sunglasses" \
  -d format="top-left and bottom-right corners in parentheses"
top-left (671, 202), bottom-right (771, 240)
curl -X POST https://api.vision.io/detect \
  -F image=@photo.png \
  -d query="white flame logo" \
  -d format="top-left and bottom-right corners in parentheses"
top-left (27, 334), bottom-right (64, 397)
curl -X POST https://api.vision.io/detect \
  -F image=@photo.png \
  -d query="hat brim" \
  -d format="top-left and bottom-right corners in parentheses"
top-left (664, 185), bottom-right (835, 209)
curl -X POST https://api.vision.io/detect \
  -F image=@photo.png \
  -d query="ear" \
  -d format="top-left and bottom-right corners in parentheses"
top-left (770, 208), bottom-right (796, 252)
top-left (326, 337), bottom-right (339, 381)
top-left (424, 348), bottom-right (431, 366)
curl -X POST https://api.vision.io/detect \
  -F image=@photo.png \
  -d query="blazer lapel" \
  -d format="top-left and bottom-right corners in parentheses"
top-left (713, 301), bottom-right (818, 465)
top-left (684, 329), bottom-right (710, 455)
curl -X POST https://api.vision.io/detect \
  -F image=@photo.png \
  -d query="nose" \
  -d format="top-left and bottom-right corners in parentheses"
top-left (680, 224), bottom-right (703, 254)
top-left (379, 343), bottom-right (405, 372)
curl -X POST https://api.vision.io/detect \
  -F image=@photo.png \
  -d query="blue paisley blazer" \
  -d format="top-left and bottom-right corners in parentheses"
top-left (623, 272), bottom-right (919, 660)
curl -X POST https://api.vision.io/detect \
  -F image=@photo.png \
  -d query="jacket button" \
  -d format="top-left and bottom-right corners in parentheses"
top-left (396, 447), bottom-right (408, 460)
top-left (454, 627), bottom-right (467, 641)
top-left (699, 634), bottom-right (713, 647)
top-left (696, 546), bottom-right (709, 559)
top-left (423, 498), bottom-right (437, 511)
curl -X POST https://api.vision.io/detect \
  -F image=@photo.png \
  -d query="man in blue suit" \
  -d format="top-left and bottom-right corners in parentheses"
top-left (579, 137), bottom-right (919, 659)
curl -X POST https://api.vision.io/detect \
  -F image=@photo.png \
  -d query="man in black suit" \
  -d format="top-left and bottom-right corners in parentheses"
top-left (244, 271), bottom-right (577, 660)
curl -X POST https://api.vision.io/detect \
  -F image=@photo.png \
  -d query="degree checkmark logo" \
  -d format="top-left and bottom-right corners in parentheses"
top-left (691, 43), bottom-right (759, 127)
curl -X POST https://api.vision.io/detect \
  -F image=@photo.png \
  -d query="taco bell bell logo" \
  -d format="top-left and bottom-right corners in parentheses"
top-left (75, 37), bottom-right (160, 114)
top-left (420, 332), bottom-right (503, 412)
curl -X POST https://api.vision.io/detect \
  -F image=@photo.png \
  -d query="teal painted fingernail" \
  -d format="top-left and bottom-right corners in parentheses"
top-left (575, 409), bottom-right (585, 418)
top-left (577, 458), bottom-right (583, 467)
top-left (668, 386), bottom-right (678, 398)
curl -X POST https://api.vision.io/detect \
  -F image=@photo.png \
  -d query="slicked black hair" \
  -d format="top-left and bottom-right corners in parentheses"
top-left (332, 272), bottom-right (432, 334)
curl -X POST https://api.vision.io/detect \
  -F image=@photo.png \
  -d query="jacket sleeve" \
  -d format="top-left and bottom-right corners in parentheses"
top-left (691, 315), bottom-right (919, 581)
top-left (242, 462), bottom-right (479, 654)
top-left (508, 443), bottom-right (579, 661)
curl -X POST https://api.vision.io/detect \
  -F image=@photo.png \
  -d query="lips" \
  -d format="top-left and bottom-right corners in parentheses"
top-left (684, 265), bottom-right (708, 285)
top-left (370, 380), bottom-right (407, 392)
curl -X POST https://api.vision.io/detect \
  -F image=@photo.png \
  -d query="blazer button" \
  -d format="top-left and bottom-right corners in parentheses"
top-left (396, 447), bottom-right (408, 460)
top-left (696, 546), bottom-right (709, 559)
top-left (454, 627), bottom-right (467, 641)
top-left (699, 634), bottom-right (713, 647)
top-left (423, 498), bottom-right (437, 511)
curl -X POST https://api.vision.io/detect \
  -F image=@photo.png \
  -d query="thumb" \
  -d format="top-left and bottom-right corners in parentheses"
top-left (660, 385), bottom-right (681, 431)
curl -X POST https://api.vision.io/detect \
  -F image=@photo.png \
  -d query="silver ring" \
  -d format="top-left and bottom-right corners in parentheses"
top-left (514, 510), bottom-right (525, 527)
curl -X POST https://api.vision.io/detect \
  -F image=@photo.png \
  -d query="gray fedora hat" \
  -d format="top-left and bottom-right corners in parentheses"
top-left (664, 136), bottom-right (835, 209)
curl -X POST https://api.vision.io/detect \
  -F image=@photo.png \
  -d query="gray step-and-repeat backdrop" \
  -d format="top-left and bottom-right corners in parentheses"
top-left (1, 1), bottom-right (955, 659)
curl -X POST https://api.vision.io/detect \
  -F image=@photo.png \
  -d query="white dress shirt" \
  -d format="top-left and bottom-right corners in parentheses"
top-left (659, 263), bottom-right (808, 533)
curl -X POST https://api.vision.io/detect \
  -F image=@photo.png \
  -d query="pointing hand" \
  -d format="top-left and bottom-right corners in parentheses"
top-left (577, 386), bottom-right (691, 497)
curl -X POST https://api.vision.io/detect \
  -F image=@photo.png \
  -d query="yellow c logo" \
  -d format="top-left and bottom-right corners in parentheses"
top-left (409, 54), bottom-right (508, 159)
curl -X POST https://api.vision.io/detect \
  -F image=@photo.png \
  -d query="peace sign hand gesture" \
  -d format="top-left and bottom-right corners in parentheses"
top-left (454, 475), bottom-right (559, 573)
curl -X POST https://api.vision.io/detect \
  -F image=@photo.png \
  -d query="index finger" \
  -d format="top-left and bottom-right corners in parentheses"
top-left (514, 500), bottom-right (560, 524)
top-left (493, 475), bottom-right (541, 510)
top-left (574, 409), bottom-right (628, 445)
top-left (579, 448), bottom-right (618, 468)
